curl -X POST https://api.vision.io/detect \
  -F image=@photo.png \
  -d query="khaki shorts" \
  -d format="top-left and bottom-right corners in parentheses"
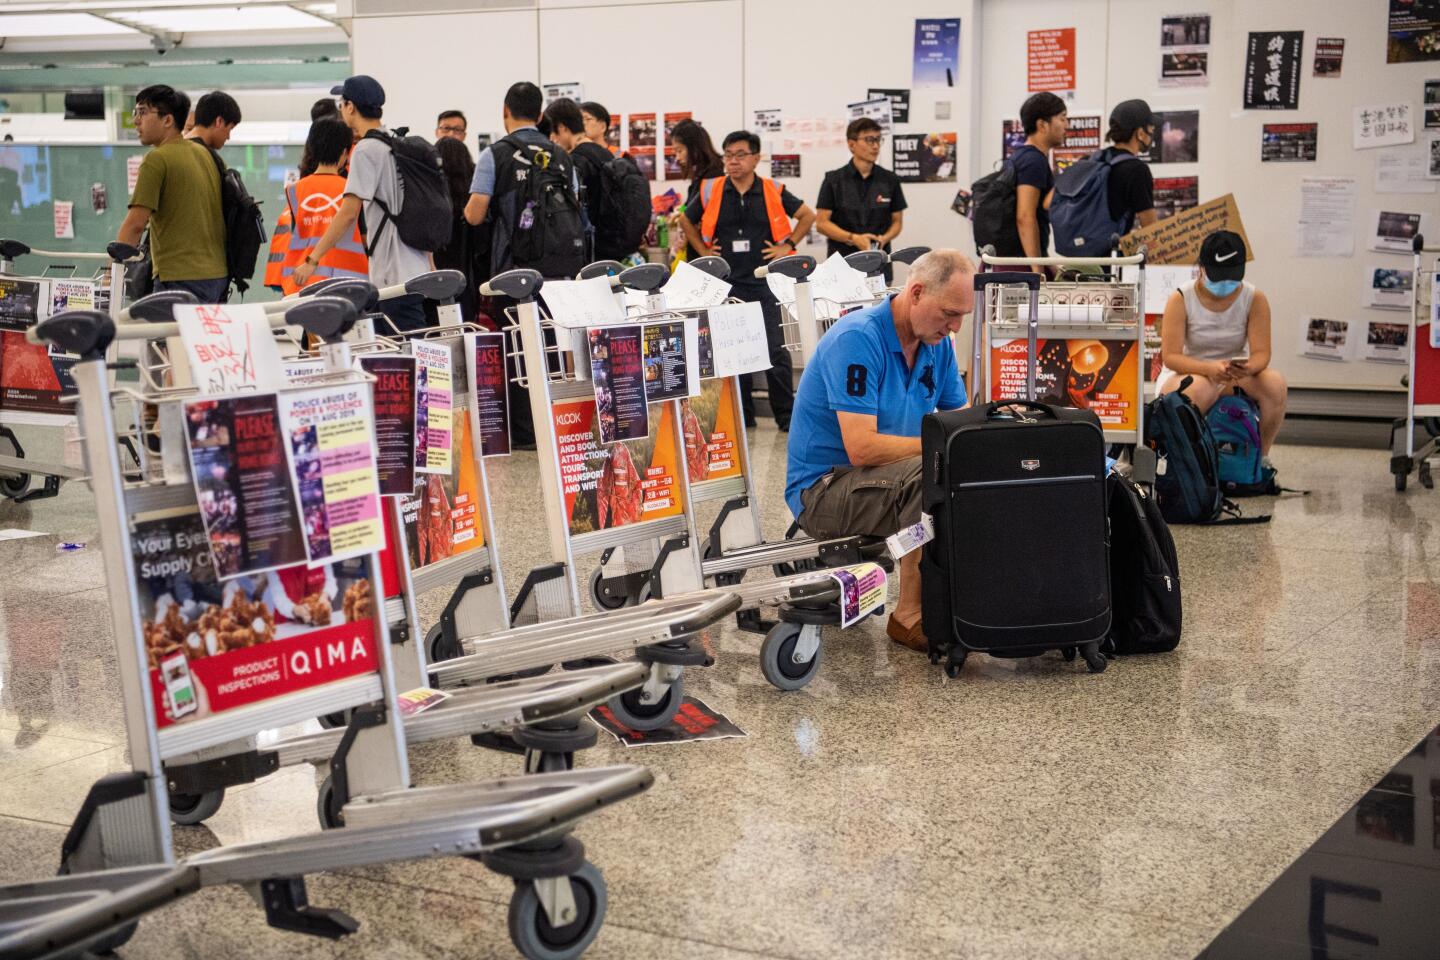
top-left (796, 456), bottom-right (923, 540)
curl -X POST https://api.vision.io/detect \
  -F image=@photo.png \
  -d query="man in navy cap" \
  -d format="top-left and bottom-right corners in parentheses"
top-left (292, 75), bottom-right (432, 331)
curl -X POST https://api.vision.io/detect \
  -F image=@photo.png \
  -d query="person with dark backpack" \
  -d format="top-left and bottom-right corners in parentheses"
top-left (292, 76), bottom-right (444, 333)
top-left (1050, 99), bottom-right (1158, 256)
top-left (970, 92), bottom-right (1067, 262)
top-left (188, 94), bottom-right (266, 298)
top-left (463, 81), bottom-right (586, 281)
top-left (552, 99), bottom-right (650, 264)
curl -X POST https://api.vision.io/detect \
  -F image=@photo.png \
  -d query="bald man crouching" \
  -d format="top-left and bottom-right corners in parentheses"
top-left (784, 250), bottom-right (976, 653)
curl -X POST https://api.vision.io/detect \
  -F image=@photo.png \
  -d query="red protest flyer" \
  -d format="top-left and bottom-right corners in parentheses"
top-left (357, 354), bottom-right (418, 495)
top-left (184, 392), bottom-right (309, 579)
top-left (589, 325), bottom-right (648, 444)
top-left (466, 332), bottom-right (511, 457)
top-left (1027, 28), bottom-right (1076, 92)
top-left (990, 338), bottom-right (1140, 432)
top-left (132, 509), bottom-right (379, 729)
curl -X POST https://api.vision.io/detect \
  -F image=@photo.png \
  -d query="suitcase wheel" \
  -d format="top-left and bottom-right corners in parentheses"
top-left (1061, 646), bottom-right (1077, 663)
top-left (943, 651), bottom-right (967, 679)
top-left (1081, 643), bottom-right (1108, 674)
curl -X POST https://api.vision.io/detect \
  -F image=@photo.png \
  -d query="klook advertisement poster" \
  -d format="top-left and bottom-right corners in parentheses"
top-left (399, 408), bottom-right (485, 571)
top-left (990, 338), bottom-right (1140, 432)
top-left (681, 379), bottom-right (744, 484)
top-left (1242, 31), bottom-right (1303, 110)
top-left (183, 392), bottom-right (308, 579)
top-left (552, 399), bottom-right (684, 536)
top-left (913, 19), bottom-right (961, 88)
top-left (357, 354), bottom-right (417, 495)
top-left (280, 384), bottom-right (385, 566)
top-left (132, 508), bottom-right (379, 729)
top-left (467, 332), bottom-right (510, 457)
top-left (1027, 28), bottom-right (1076, 93)
top-left (412, 340), bottom-right (453, 475)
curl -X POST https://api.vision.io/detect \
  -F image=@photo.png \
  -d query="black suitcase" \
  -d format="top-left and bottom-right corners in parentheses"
top-left (920, 271), bottom-right (1111, 677)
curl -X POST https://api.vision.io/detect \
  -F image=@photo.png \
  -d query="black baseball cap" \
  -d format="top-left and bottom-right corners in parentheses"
top-left (1109, 98), bottom-right (1158, 132)
top-left (1198, 230), bottom-right (1247, 281)
top-left (330, 75), bottom-right (385, 110)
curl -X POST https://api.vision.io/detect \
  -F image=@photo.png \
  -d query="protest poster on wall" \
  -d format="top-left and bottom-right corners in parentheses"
top-left (1354, 102), bottom-right (1416, 149)
top-left (1301, 317), bottom-right (1352, 361)
top-left (1028, 28), bottom-right (1076, 93)
top-left (1052, 115), bottom-right (1101, 171)
top-left (913, 19), bottom-right (961, 88)
top-left (867, 89), bottom-right (911, 124)
top-left (1153, 177), bottom-right (1200, 220)
top-left (1242, 31), bottom-right (1303, 110)
top-left (848, 97), bottom-right (893, 133)
top-left (1388, 2), bottom-right (1440, 63)
top-left (1139, 111), bottom-right (1200, 164)
top-left (892, 133), bottom-right (957, 183)
top-left (1313, 37), bottom-right (1345, 76)
top-left (1261, 123), bottom-right (1318, 162)
top-left (1160, 17), bottom-right (1210, 89)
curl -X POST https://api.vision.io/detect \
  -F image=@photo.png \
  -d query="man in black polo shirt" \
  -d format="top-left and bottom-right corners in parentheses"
top-left (815, 118), bottom-right (907, 281)
top-left (678, 130), bottom-right (816, 430)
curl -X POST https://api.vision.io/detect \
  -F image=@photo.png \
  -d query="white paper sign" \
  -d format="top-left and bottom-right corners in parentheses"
top-left (126, 155), bottom-right (143, 194)
top-left (283, 358), bottom-right (326, 380)
top-left (1296, 177), bottom-right (1356, 258)
top-left (809, 253), bottom-right (873, 307)
top-left (542, 81), bottom-right (583, 105)
top-left (1123, 264), bottom-right (1195, 315)
top-left (1354, 103), bottom-right (1415, 150)
top-left (176, 303), bottom-right (286, 394)
top-left (753, 108), bottom-right (783, 133)
top-left (1361, 319), bottom-right (1409, 363)
top-left (1375, 144), bottom-right (1438, 194)
top-left (1369, 209), bottom-right (1426, 254)
top-left (1300, 317), bottom-right (1353, 361)
top-left (706, 302), bottom-right (772, 377)
top-left (662, 260), bottom-right (732, 309)
top-left (52, 201), bottom-right (74, 240)
top-left (540, 275), bottom-right (625, 329)
top-left (766, 271), bottom-right (797, 306)
top-left (847, 97), bottom-right (893, 133)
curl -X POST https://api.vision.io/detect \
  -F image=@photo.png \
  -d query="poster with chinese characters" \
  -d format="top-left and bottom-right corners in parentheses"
top-left (175, 304), bottom-right (286, 395)
top-left (1242, 31), bottom-right (1303, 110)
top-left (1354, 103), bottom-right (1416, 149)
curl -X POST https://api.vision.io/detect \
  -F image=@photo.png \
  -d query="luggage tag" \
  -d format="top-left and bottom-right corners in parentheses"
top-left (885, 513), bottom-right (935, 560)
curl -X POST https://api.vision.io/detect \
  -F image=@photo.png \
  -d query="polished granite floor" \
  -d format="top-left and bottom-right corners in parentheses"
top-left (1, 424), bottom-right (1436, 960)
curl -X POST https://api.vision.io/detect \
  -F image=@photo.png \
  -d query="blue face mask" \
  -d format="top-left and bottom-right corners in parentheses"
top-left (1203, 276), bottom-right (1240, 298)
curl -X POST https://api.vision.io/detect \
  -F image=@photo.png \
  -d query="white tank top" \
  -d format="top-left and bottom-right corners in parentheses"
top-left (1179, 280), bottom-right (1253, 361)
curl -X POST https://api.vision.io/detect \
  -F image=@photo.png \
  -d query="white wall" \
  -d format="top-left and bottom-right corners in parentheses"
top-left (351, 0), bottom-right (979, 259)
top-left (979, 0), bottom-right (1432, 391)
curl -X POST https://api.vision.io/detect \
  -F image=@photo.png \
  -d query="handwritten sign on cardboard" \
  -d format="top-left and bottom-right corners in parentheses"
top-left (1118, 193), bottom-right (1253, 265)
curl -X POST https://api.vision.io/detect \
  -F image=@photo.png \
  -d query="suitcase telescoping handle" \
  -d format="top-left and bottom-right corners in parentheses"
top-left (973, 271), bottom-right (1042, 402)
top-left (981, 398), bottom-right (1057, 421)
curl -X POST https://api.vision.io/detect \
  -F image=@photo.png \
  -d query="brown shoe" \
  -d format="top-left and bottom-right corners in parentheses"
top-left (885, 615), bottom-right (929, 653)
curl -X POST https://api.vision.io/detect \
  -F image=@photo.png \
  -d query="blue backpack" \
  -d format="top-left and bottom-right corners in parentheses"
top-left (1145, 381), bottom-right (1270, 525)
top-left (1207, 392), bottom-right (1279, 496)
top-left (1050, 149), bottom-right (1141, 256)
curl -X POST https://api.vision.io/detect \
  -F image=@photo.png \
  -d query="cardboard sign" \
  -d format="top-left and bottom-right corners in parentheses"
top-left (991, 338), bottom-right (1140, 433)
top-left (1118, 194), bottom-right (1251, 265)
top-left (133, 508), bottom-right (378, 729)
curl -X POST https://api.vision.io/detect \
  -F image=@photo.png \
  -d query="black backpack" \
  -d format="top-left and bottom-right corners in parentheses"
top-left (490, 135), bottom-right (586, 279)
top-left (594, 154), bottom-right (651, 261)
top-left (360, 130), bottom-right (452, 254)
top-left (970, 159), bottom-right (1022, 256)
top-left (1107, 473), bottom-right (1182, 654)
top-left (202, 145), bottom-right (265, 295)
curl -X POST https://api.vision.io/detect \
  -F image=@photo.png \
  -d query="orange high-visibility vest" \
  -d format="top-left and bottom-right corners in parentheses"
top-left (698, 176), bottom-right (792, 246)
top-left (264, 204), bottom-right (291, 290)
top-left (281, 173), bottom-right (368, 295)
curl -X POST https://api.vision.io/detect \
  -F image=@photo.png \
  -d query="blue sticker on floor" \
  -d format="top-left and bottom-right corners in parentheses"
top-left (592, 696), bottom-right (746, 747)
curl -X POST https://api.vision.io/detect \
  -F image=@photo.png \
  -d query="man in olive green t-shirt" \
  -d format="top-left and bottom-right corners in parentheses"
top-left (117, 84), bottom-right (229, 303)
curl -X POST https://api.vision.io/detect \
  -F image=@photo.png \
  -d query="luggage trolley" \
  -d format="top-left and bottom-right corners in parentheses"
top-left (0, 238), bottom-right (137, 502)
top-left (975, 252), bottom-right (1155, 483)
top-left (111, 276), bottom-right (666, 828)
top-left (557, 261), bottom-right (897, 692)
top-left (2, 298), bottom-right (651, 960)
top-left (1391, 234), bottom-right (1440, 492)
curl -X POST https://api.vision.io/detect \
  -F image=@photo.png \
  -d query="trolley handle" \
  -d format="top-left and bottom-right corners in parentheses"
top-left (123, 289), bottom-right (199, 324)
top-left (294, 277), bottom-right (379, 314)
top-left (578, 260), bottom-right (626, 281)
top-left (689, 256), bottom-right (731, 281)
top-left (1414, 234), bottom-right (1440, 255)
top-left (974, 271), bottom-right (1042, 291)
top-left (480, 268), bottom-right (544, 302)
top-left (753, 254), bottom-right (817, 281)
top-left (891, 246), bottom-right (930, 266)
top-left (35, 309), bottom-right (115, 361)
top-left (617, 262), bottom-right (669, 293)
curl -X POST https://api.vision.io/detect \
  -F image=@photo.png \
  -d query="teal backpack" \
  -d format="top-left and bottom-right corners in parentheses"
top-left (1207, 392), bottom-right (1277, 497)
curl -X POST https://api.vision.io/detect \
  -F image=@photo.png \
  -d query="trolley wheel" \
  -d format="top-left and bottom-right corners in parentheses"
top-left (1397, 472), bottom-right (1409, 492)
top-left (588, 568), bottom-right (628, 611)
top-left (1061, 646), bottom-right (1078, 662)
top-left (507, 861), bottom-right (608, 960)
top-left (425, 621), bottom-right (454, 665)
top-left (1422, 463), bottom-right (1434, 490)
top-left (1425, 417), bottom-right (1440, 438)
top-left (526, 750), bottom-right (574, 774)
top-left (759, 622), bottom-right (822, 691)
top-left (168, 787), bottom-right (225, 826)
top-left (58, 853), bottom-right (139, 953)
top-left (316, 773), bottom-right (345, 829)
top-left (0, 429), bottom-right (29, 499)
top-left (604, 675), bottom-right (682, 731)
top-left (1082, 645), bottom-right (1108, 674)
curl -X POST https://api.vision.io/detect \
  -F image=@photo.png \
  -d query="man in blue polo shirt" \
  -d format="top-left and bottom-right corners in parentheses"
top-left (786, 249), bottom-right (975, 652)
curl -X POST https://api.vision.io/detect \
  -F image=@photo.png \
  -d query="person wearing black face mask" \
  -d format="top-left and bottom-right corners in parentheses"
top-left (1101, 99), bottom-right (1159, 232)
top-left (1157, 230), bottom-right (1288, 469)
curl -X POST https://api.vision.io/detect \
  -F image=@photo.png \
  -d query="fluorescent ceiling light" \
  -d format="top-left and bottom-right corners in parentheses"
top-left (0, 12), bottom-right (138, 35)
top-left (107, 6), bottom-right (338, 31)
